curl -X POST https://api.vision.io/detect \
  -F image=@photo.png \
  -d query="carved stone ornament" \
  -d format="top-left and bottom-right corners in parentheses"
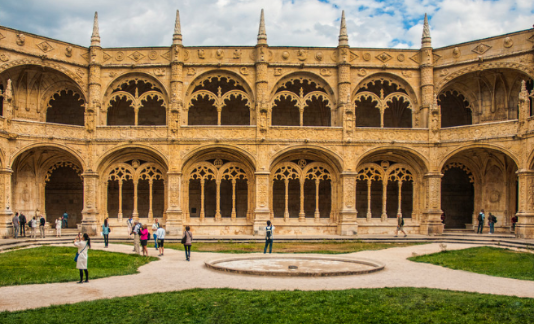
top-left (274, 68), bottom-right (283, 76)
top-left (161, 51), bottom-right (171, 61)
top-left (240, 67), bottom-right (249, 75)
top-left (433, 53), bottom-right (442, 63)
top-left (472, 43), bottom-right (492, 55)
top-left (397, 54), bottom-right (405, 62)
top-left (116, 51), bottom-right (125, 61)
top-left (153, 68), bottom-right (165, 76)
top-left (401, 70), bottom-right (412, 77)
top-left (129, 51), bottom-right (145, 62)
top-left (37, 41), bottom-right (54, 53)
top-left (109, 71), bottom-right (117, 78)
top-left (409, 53), bottom-right (420, 64)
top-left (362, 53), bottom-right (371, 61)
top-left (297, 49), bottom-right (308, 61)
top-left (503, 37), bottom-right (513, 48)
top-left (187, 67), bottom-right (196, 75)
top-left (357, 68), bottom-right (367, 77)
top-left (16, 34), bottom-right (25, 46)
top-left (350, 51), bottom-right (358, 62)
top-left (315, 52), bottom-right (323, 61)
top-left (64, 46), bottom-right (73, 58)
top-left (439, 69), bottom-right (449, 77)
top-left (0, 53), bottom-right (10, 62)
top-left (76, 68), bottom-right (85, 77)
top-left (198, 49), bottom-right (205, 59)
top-left (184, 50), bottom-right (190, 61)
top-left (102, 52), bottom-right (112, 62)
top-left (282, 51), bottom-right (290, 60)
top-left (320, 68), bottom-right (332, 76)
top-left (233, 49), bottom-right (242, 59)
top-left (216, 49), bottom-right (224, 59)
top-left (148, 51), bottom-right (158, 60)
top-left (0, 33), bottom-right (5, 41)
top-left (528, 35), bottom-right (534, 43)
top-left (376, 52), bottom-right (392, 63)
top-left (452, 47), bottom-right (461, 58)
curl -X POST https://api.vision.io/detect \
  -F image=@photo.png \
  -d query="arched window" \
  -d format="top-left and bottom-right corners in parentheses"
top-left (438, 90), bottom-right (472, 127)
top-left (46, 89), bottom-right (85, 126)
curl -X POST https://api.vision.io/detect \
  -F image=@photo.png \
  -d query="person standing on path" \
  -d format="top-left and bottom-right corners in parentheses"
top-left (182, 226), bottom-right (193, 261)
top-left (488, 213), bottom-right (496, 234)
top-left (12, 213), bottom-right (19, 239)
top-left (477, 209), bottom-right (485, 234)
top-left (55, 217), bottom-right (62, 237)
top-left (74, 233), bottom-right (90, 284)
top-left (395, 213), bottom-right (407, 237)
top-left (139, 224), bottom-right (149, 257)
top-left (102, 218), bottom-right (110, 248)
top-left (512, 215), bottom-right (518, 231)
top-left (131, 221), bottom-right (141, 254)
top-left (264, 220), bottom-right (274, 254)
top-left (19, 213), bottom-right (26, 237)
top-left (62, 211), bottom-right (68, 229)
top-left (126, 216), bottom-right (133, 237)
top-left (156, 225), bottom-right (166, 256)
top-left (39, 215), bottom-right (46, 238)
top-left (151, 218), bottom-right (160, 250)
top-left (30, 216), bottom-right (38, 238)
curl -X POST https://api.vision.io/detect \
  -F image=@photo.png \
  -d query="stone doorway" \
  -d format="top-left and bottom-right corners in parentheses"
top-left (441, 167), bottom-right (474, 229)
top-left (45, 165), bottom-right (83, 227)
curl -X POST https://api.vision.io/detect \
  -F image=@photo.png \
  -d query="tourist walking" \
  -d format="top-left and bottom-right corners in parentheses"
top-left (152, 218), bottom-right (160, 250)
top-left (139, 224), bottom-right (149, 257)
top-left (512, 215), bottom-right (518, 231)
top-left (477, 209), bottom-right (485, 234)
top-left (62, 211), bottom-right (68, 229)
top-left (19, 213), bottom-right (26, 237)
top-left (102, 218), bottom-right (110, 248)
top-left (182, 226), bottom-right (193, 261)
top-left (395, 213), bottom-right (407, 237)
top-left (74, 233), bottom-right (90, 283)
top-left (264, 220), bottom-right (274, 254)
top-left (55, 217), bottom-right (62, 237)
top-left (131, 221), bottom-right (141, 254)
top-left (39, 215), bottom-right (46, 238)
top-left (12, 213), bottom-right (19, 239)
top-left (156, 225), bottom-right (166, 256)
top-left (30, 216), bottom-right (38, 238)
top-left (488, 213), bottom-right (496, 234)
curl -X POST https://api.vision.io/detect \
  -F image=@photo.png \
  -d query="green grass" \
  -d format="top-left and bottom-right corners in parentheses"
top-left (150, 241), bottom-right (423, 254)
top-left (1, 288), bottom-right (533, 323)
top-left (0, 246), bottom-right (157, 286)
top-left (409, 246), bottom-right (534, 280)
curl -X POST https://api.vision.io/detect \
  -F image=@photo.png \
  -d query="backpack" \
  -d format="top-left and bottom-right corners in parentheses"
top-left (493, 215), bottom-right (497, 223)
top-left (266, 226), bottom-right (273, 239)
top-left (401, 218), bottom-right (404, 226)
top-left (477, 214), bottom-right (483, 222)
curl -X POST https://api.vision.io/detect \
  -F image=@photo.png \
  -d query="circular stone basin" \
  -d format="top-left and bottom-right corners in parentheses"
top-left (205, 256), bottom-right (385, 277)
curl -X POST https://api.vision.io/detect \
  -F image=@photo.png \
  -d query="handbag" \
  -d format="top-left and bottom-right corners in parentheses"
top-left (74, 242), bottom-right (88, 262)
top-left (181, 231), bottom-right (188, 244)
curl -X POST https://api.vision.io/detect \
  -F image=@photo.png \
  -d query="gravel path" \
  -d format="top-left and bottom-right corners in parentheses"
top-left (1, 243), bottom-right (534, 312)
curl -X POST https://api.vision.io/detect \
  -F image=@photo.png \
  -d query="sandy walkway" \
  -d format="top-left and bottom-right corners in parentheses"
top-left (1, 243), bottom-right (534, 312)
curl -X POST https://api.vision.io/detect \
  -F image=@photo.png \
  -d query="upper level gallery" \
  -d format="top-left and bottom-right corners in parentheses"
top-left (0, 10), bottom-right (532, 145)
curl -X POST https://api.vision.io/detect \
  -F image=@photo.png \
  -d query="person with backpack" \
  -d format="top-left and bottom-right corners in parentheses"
top-left (488, 213), bottom-right (497, 234)
top-left (394, 213), bottom-right (407, 237)
top-left (264, 220), bottom-right (274, 253)
top-left (39, 215), bottom-right (46, 238)
top-left (74, 233), bottom-right (90, 283)
top-left (19, 213), bottom-right (26, 237)
top-left (511, 215), bottom-right (518, 231)
top-left (477, 209), bottom-right (485, 234)
top-left (151, 218), bottom-right (160, 250)
top-left (182, 226), bottom-right (193, 261)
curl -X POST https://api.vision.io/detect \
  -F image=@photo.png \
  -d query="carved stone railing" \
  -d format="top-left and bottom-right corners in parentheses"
top-left (268, 127), bottom-right (343, 143)
top-left (440, 120), bottom-right (518, 142)
top-left (10, 119), bottom-right (86, 139)
top-left (352, 127), bottom-right (428, 143)
top-left (95, 126), bottom-right (168, 140)
top-left (180, 126), bottom-right (256, 141)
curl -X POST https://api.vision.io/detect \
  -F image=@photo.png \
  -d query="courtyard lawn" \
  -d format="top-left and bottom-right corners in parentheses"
top-left (409, 246), bottom-right (534, 281)
top-left (0, 246), bottom-right (157, 287)
top-left (158, 241), bottom-right (423, 254)
top-left (1, 288), bottom-right (533, 323)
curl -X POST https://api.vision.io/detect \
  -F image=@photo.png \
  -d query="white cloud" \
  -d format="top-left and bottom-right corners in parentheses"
top-left (0, 0), bottom-right (532, 49)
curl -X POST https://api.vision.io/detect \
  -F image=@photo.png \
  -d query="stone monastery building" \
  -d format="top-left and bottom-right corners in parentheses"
top-left (0, 10), bottom-right (534, 238)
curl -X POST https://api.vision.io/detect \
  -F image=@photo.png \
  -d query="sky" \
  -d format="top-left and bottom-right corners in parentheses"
top-left (0, 0), bottom-right (533, 49)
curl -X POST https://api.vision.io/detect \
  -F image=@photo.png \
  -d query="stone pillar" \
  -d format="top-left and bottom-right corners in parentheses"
top-left (516, 170), bottom-right (534, 238)
top-left (337, 172), bottom-right (358, 235)
top-left (169, 50), bottom-right (183, 134)
top-left (253, 171), bottom-right (270, 236)
top-left (81, 172), bottom-right (99, 235)
top-left (419, 14), bottom-right (433, 128)
top-left (422, 171), bottom-right (443, 235)
top-left (0, 169), bottom-right (13, 237)
top-left (87, 12), bottom-right (102, 133)
top-left (165, 171), bottom-right (183, 236)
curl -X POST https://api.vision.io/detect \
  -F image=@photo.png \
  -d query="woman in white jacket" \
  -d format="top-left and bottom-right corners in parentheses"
top-left (74, 233), bottom-right (90, 283)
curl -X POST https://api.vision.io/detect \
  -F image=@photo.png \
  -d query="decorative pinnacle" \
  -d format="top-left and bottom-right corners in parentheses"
top-left (91, 12), bottom-right (100, 47)
top-left (422, 13), bottom-right (431, 47)
top-left (173, 10), bottom-right (182, 45)
top-left (338, 10), bottom-right (349, 47)
top-left (257, 9), bottom-right (267, 45)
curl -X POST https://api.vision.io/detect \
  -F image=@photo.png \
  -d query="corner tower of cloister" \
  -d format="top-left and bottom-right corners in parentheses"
top-left (0, 10), bottom-right (533, 238)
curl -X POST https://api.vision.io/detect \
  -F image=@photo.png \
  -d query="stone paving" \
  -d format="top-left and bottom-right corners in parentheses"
top-left (1, 241), bottom-right (534, 312)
